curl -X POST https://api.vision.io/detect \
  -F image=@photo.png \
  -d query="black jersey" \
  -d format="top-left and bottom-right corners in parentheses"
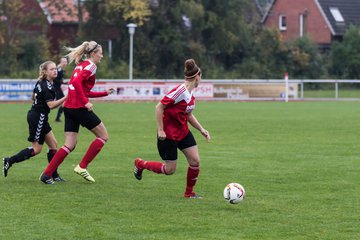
top-left (53, 67), bottom-right (65, 88)
top-left (30, 79), bottom-right (56, 114)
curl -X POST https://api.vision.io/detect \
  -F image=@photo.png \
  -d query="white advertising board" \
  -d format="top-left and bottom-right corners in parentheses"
top-left (87, 82), bottom-right (213, 100)
top-left (0, 80), bottom-right (214, 101)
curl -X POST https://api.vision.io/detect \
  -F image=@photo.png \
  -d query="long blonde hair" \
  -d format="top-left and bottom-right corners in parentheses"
top-left (38, 61), bottom-right (55, 81)
top-left (64, 41), bottom-right (101, 64)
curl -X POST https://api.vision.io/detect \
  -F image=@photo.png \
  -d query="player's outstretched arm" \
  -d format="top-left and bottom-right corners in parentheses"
top-left (188, 112), bottom-right (210, 141)
top-left (47, 95), bottom-right (67, 109)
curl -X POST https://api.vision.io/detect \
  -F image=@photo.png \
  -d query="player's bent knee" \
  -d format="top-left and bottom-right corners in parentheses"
top-left (33, 148), bottom-right (42, 155)
top-left (189, 159), bottom-right (200, 167)
top-left (190, 163), bottom-right (200, 169)
top-left (165, 169), bottom-right (176, 175)
top-left (97, 137), bottom-right (108, 143)
top-left (103, 134), bottom-right (109, 142)
top-left (32, 145), bottom-right (42, 155)
top-left (63, 144), bottom-right (75, 153)
top-left (165, 167), bottom-right (176, 175)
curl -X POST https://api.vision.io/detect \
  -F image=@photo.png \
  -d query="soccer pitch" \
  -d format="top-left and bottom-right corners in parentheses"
top-left (1, 101), bottom-right (359, 239)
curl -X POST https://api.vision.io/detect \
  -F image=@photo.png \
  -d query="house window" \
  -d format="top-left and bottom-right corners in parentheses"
top-left (279, 15), bottom-right (287, 31)
top-left (329, 7), bottom-right (344, 22)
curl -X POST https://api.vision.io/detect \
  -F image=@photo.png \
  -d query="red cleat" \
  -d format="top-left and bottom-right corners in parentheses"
top-left (184, 192), bottom-right (203, 199)
top-left (134, 158), bottom-right (144, 180)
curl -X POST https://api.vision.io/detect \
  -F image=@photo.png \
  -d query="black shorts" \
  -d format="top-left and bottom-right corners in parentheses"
top-left (27, 110), bottom-right (51, 145)
top-left (157, 131), bottom-right (197, 161)
top-left (64, 107), bottom-right (101, 132)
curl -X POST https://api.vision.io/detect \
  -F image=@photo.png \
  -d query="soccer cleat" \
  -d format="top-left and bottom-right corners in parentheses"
top-left (184, 192), bottom-right (203, 199)
top-left (74, 165), bottom-right (95, 182)
top-left (134, 158), bottom-right (144, 180)
top-left (39, 173), bottom-right (55, 185)
top-left (3, 157), bottom-right (11, 177)
top-left (52, 175), bottom-right (66, 182)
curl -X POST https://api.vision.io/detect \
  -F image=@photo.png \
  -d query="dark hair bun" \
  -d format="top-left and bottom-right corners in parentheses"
top-left (185, 59), bottom-right (196, 70)
top-left (184, 59), bottom-right (199, 78)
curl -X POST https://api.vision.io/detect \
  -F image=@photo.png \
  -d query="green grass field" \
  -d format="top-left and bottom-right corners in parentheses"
top-left (1, 101), bottom-right (360, 240)
top-left (303, 89), bottom-right (360, 98)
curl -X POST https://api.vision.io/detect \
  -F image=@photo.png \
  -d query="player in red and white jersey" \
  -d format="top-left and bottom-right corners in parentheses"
top-left (134, 59), bottom-right (211, 198)
top-left (160, 83), bottom-right (195, 141)
top-left (40, 41), bottom-right (114, 184)
top-left (64, 58), bottom-right (108, 109)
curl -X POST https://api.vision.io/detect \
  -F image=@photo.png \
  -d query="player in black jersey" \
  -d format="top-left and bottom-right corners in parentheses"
top-left (54, 57), bottom-right (68, 122)
top-left (3, 61), bottom-right (67, 183)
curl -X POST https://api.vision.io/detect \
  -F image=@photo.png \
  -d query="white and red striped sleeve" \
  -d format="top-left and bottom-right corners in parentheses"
top-left (161, 84), bottom-right (186, 106)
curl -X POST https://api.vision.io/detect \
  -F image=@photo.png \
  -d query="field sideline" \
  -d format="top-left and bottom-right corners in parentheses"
top-left (0, 101), bottom-right (359, 239)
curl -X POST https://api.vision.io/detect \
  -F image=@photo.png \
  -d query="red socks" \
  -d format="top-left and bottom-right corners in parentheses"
top-left (79, 138), bottom-right (106, 169)
top-left (139, 160), bottom-right (200, 195)
top-left (43, 138), bottom-right (106, 176)
top-left (141, 161), bottom-right (166, 174)
top-left (44, 145), bottom-right (71, 176)
top-left (185, 165), bottom-right (200, 195)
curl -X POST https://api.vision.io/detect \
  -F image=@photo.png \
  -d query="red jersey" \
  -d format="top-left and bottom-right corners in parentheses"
top-left (161, 83), bottom-right (195, 141)
top-left (64, 60), bottom-right (108, 109)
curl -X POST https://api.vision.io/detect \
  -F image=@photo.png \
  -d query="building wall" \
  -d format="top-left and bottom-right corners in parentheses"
top-left (264, 0), bottom-right (332, 44)
top-left (48, 24), bottom-right (79, 55)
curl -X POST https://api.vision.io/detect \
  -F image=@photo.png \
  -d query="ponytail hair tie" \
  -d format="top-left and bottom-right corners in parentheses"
top-left (87, 44), bottom-right (98, 54)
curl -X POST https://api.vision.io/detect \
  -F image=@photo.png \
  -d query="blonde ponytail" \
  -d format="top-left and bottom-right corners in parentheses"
top-left (64, 41), bottom-right (100, 64)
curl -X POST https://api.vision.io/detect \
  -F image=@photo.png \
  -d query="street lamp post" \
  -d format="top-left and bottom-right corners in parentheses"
top-left (126, 23), bottom-right (137, 81)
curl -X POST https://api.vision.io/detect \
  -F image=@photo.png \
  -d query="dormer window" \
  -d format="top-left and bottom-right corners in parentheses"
top-left (329, 7), bottom-right (344, 22)
top-left (279, 15), bottom-right (287, 31)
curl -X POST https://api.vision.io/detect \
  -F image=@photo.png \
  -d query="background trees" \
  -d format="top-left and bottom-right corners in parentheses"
top-left (330, 25), bottom-right (360, 79)
top-left (0, 0), bottom-right (49, 77)
top-left (0, 0), bottom-right (359, 79)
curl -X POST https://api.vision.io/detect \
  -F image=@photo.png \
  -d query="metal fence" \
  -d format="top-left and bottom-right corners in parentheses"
top-left (204, 79), bottom-right (360, 101)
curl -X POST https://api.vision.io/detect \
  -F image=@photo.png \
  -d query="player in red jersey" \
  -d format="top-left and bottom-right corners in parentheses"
top-left (39, 41), bottom-right (114, 184)
top-left (134, 59), bottom-right (211, 198)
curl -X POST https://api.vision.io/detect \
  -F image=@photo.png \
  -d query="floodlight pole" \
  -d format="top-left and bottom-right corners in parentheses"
top-left (126, 23), bottom-right (137, 82)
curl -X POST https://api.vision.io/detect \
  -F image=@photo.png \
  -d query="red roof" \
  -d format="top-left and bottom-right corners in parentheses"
top-left (39, 0), bottom-right (89, 24)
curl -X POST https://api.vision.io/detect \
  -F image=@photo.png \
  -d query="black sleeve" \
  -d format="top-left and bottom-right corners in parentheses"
top-left (42, 82), bottom-right (56, 102)
top-left (54, 68), bottom-right (65, 84)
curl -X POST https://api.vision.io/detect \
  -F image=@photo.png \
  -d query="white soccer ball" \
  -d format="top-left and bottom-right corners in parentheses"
top-left (223, 183), bottom-right (246, 204)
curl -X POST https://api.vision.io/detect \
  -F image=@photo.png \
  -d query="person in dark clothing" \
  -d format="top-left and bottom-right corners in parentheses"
top-left (3, 61), bottom-right (67, 182)
top-left (54, 57), bottom-right (68, 122)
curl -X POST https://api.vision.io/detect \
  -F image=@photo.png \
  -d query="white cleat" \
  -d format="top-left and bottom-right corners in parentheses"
top-left (74, 164), bottom-right (95, 182)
